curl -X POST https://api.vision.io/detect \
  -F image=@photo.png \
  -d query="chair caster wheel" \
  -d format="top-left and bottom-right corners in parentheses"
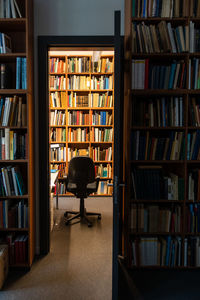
top-left (98, 215), bottom-right (101, 220)
top-left (88, 223), bottom-right (92, 227)
top-left (65, 220), bottom-right (69, 226)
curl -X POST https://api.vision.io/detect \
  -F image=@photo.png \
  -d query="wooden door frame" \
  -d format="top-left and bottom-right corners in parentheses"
top-left (38, 32), bottom-right (124, 299)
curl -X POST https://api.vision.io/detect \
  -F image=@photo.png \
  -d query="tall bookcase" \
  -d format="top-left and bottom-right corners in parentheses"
top-left (124, 0), bottom-right (200, 268)
top-left (49, 52), bottom-right (114, 196)
top-left (0, 0), bottom-right (34, 268)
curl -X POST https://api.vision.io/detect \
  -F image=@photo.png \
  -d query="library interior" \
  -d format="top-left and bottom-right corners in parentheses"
top-left (2, 0), bottom-right (200, 299)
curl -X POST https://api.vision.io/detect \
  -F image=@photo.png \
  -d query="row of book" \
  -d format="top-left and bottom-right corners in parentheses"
top-left (50, 92), bottom-right (113, 108)
top-left (189, 97), bottom-right (200, 126)
top-left (50, 110), bottom-right (66, 126)
top-left (131, 131), bottom-right (185, 161)
top-left (0, 200), bottom-right (28, 229)
top-left (67, 148), bottom-right (89, 162)
top-left (50, 128), bottom-right (66, 142)
top-left (92, 111), bottom-right (113, 126)
top-left (92, 146), bottom-right (112, 161)
top-left (186, 204), bottom-right (200, 233)
top-left (68, 111), bottom-right (90, 125)
top-left (50, 144), bottom-right (66, 162)
top-left (95, 164), bottom-right (112, 178)
top-left (133, 21), bottom-right (200, 54)
top-left (131, 204), bottom-right (181, 232)
top-left (6, 234), bottom-right (28, 265)
top-left (0, 166), bottom-right (26, 196)
top-left (90, 93), bottom-right (113, 108)
top-left (0, 96), bottom-right (26, 127)
top-left (189, 58), bottom-right (200, 89)
top-left (132, 0), bottom-right (200, 18)
top-left (49, 57), bottom-right (66, 73)
top-left (56, 182), bottom-right (67, 195)
top-left (0, 32), bottom-right (11, 54)
top-left (0, 0), bottom-right (22, 19)
top-left (67, 57), bottom-right (90, 73)
top-left (91, 57), bottom-right (113, 73)
top-left (91, 128), bottom-right (113, 142)
top-left (132, 96), bottom-right (184, 127)
top-left (68, 75), bottom-right (90, 90)
top-left (50, 162), bottom-right (66, 178)
top-left (131, 235), bottom-right (200, 267)
top-left (91, 75), bottom-right (113, 90)
top-left (0, 129), bottom-right (27, 160)
top-left (49, 75), bottom-right (66, 90)
top-left (132, 59), bottom-right (186, 89)
top-left (187, 130), bottom-right (200, 160)
top-left (97, 181), bottom-right (113, 195)
top-left (16, 57), bottom-right (27, 90)
top-left (188, 170), bottom-right (200, 202)
top-left (50, 92), bottom-right (66, 108)
top-left (68, 128), bottom-right (89, 142)
top-left (68, 94), bottom-right (89, 107)
top-left (131, 168), bottom-right (184, 200)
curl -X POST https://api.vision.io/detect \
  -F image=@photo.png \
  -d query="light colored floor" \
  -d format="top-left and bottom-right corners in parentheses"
top-left (1, 197), bottom-right (113, 300)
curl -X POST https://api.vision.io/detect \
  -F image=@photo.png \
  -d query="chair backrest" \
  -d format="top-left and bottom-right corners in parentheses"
top-left (68, 156), bottom-right (95, 185)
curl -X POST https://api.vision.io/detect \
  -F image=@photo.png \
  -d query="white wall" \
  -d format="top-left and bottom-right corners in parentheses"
top-left (34, 0), bottom-right (124, 36)
top-left (33, 0), bottom-right (124, 254)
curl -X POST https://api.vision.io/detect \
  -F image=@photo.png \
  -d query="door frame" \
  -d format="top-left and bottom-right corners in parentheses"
top-left (38, 31), bottom-right (123, 299)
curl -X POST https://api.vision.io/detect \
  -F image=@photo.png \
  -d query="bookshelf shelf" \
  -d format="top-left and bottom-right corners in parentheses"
top-left (49, 53), bottom-right (114, 195)
top-left (0, 0), bottom-right (35, 268)
top-left (0, 89), bottom-right (27, 94)
top-left (0, 160), bottom-right (28, 163)
top-left (0, 195), bottom-right (29, 199)
top-left (124, 0), bottom-right (200, 269)
top-left (0, 228), bottom-right (28, 232)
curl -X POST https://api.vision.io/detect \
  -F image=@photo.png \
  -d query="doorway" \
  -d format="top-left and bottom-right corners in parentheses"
top-left (48, 47), bottom-right (114, 298)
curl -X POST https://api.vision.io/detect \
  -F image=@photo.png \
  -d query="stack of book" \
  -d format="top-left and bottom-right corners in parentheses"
top-left (0, 166), bottom-right (26, 196)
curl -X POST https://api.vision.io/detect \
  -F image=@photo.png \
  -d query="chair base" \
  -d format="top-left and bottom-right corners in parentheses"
top-left (64, 197), bottom-right (101, 227)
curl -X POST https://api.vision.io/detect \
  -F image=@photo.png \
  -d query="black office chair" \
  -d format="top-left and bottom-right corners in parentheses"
top-left (64, 156), bottom-right (101, 227)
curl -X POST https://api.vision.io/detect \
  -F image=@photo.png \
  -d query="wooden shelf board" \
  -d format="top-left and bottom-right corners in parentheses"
top-left (68, 89), bottom-right (90, 92)
top-left (90, 107), bottom-right (114, 110)
top-left (68, 141), bottom-right (90, 144)
top-left (0, 18), bottom-right (26, 31)
top-left (50, 141), bottom-right (66, 143)
top-left (0, 126), bottom-right (27, 129)
top-left (50, 125), bottom-right (66, 127)
top-left (50, 161), bottom-right (66, 163)
top-left (0, 159), bottom-right (28, 163)
top-left (91, 142), bottom-right (113, 144)
top-left (131, 89), bottom-right (187, 95)
top-left (92, 125), bottom-right (113, 127)
top-left (50, 107), bottom-right (66, 110)
top-left (0, 89), bottom-right (27, 94)
top-left (56, 193), bottom-right (112, 197)
top-left (0, 53), bottom-right (26, 62)
top-left (68, 125), bottom-right (90, 127)
top-left (132, 17), bottom-right (188, 22)
top-left (67, 107), bottom-right (90, 110)
top-left (91, 89), bottom-right (113, 92)
top-left (130, 232), bottom-right (182, 236)
top-left (94, 161), bottom-right (113, 163)
top-left (0, 195), bottom-right (28, 199)
top-left (130, 160), bottom-right (185, 163)
top-left (131, 126), bottom-right (186, 130)
top-left (0, 228), bottom-right (28, 232)
top-left (67, 72), bottom-right (90, 75)
top-left (132, 53), bottom-right (187, 58)
top-left (130, 199), bottom-right (184, 203)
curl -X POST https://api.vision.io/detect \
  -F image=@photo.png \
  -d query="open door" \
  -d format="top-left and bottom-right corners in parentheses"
top-left (112, 10), bottom-right (124, 300)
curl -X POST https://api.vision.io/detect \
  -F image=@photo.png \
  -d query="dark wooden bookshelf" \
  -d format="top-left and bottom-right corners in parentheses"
top-left (0, 0), bottom-right (34, 268)
top-left (124, 0), bottom-right (200, 269)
